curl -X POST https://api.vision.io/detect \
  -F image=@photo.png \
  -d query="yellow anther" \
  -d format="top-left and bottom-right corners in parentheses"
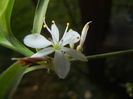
top-left (52, 20), bottom-right (55, 23)
top-left (48, 37), bottom-right (52, 41)
top-left (43, 24), bottom-right (47, 28)
top-left (67, 22), bottom-right (70, 26)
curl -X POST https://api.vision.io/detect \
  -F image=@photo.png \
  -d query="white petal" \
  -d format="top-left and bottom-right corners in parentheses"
top-left (31, 47), bottom-right (54, 57)
top-left (51, 23), bottom-right (59, 44)
top-left (77, 21), bottom-right (92, 51)
top-left (80, 21), bottom-right (91, 44)
top-left (63, 47), bottom-right (88, 61)
top-left (24, 34), bottom-right (52, 48)
top-left (53, 51), bottom-right (70, 79)
top-left (60, 29), bottom-right (80, 46)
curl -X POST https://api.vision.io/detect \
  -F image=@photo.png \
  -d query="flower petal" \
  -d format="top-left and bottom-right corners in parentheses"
top-left (60, 29), bottom-right (80, 46)
top-left (24, 34), bottom-right (52, 48)
top-left (51, 23), bottom-right (59, 44)
top-left (63, 47), bottom-right (88, 61)
top-left (77, 21), bottom-right (92, 51)
top-left (31, 47), bottom-right (54, 57)
top-left (53, 50), bottom-right (70, 79)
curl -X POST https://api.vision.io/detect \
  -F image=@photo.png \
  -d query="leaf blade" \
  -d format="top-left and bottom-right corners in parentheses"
top-left (32, 0), bottom-right (50, 33)
top-left (0, 0), bottom-right (34, 56)
top-left (0, 62), bottom-right (27, 99)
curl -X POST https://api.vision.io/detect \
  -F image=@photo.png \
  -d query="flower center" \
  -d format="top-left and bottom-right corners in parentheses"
top-left (53, 44), bottom-right (60, 50)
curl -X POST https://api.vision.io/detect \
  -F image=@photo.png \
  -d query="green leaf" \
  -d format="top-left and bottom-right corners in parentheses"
top-left (0, 62), bottom-right (27, 99)
top-left (0, 29), bottom-right (17, 51)
top-left (0, 63), bottom-right (47, 99)
top-left (0, 0), bottom-right (15, 33)
top-left (0, 0), bottom-right (51, 98)
top-left (0, 0), bottom-right (34, 56)
top-left (24, 65), bottom-right (46, 74)
top-left (0, 0), bottom-right (15, 50)
top-left (32, 0), bottom-right (50, 33)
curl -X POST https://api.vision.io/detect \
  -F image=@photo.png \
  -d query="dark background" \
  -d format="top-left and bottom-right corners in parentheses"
top-left (0, 0), bottom-right (133, 99)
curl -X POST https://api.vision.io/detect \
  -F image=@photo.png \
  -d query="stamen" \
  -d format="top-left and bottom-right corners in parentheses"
top-left (44, 21), bottom-right (58, 44)
top-left (43, 21), bottom-right (57, 43)
top-left (69, 43), bottom-right (74, 49)
top-left (64, 22), bottom-right (70, 35)
top-left (52, 20), bottom-right (55, 24)
top-left (43, 24), bottom-right (47, 28)
top-left (48, 37), bottom-right (52, 41)
top-left (43, 24), bottom-right (51, 33)
top-left (67, 22), bottom-right (70, 26)
top-left (60, 22), bottom-right (70, 45)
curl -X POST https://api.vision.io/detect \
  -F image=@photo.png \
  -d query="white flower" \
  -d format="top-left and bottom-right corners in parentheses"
top-left (24, 21), bottom-right (88, 79)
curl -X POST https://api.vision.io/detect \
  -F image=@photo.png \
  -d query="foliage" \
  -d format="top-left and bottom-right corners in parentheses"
top-left (0, 0), bottom-right (50, 98)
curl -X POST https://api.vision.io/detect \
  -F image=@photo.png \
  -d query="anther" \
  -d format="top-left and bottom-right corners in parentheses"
top-left (48, 37), bottom-right (52, 41)
top-left (43, 24), bottom-right (47, 28)
top-left (67, 22), bottom-right (70, 26)
top-left (52, 20), bottom-right (55, 23)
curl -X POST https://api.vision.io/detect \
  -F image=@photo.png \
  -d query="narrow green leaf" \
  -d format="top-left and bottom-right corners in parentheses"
top-left (0, 41), bottom-right (15, 51)
top-left (0, 0), bottom-right (34, 56)
top-left (0, 29), bottom-right (17, 51)
top-left (0, 0), bottom-right (15, 50)
top-left (0, 0), bottom-right (50, 98)
top-left (24, 65), bottom-right (46, 74)
top-left (0, 62), bottom-right (27, 99)
top-left (7, 35), bottom-right (34, 56)
top-left (0, 63), bottom-right (47, 99)
top-left (0, 0), bottom-right (15, 33)
top-left (32, 0), bottom-right (50, 33)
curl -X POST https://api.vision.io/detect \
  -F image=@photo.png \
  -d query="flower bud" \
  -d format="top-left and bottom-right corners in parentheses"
top-left (77, 21), bottom-right (92, 51)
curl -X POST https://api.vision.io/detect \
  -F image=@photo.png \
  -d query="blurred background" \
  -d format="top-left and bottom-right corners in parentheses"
top-left (0, 0), bottom-right (133, 99)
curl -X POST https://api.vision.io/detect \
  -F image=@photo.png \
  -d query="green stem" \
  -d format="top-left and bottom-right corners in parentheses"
top-left (32, 0), bottom-right (50, 33)
top-left (24, 65), bottom-right (46, 74)
top-left (87, 49), bottom-right (133, 60)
